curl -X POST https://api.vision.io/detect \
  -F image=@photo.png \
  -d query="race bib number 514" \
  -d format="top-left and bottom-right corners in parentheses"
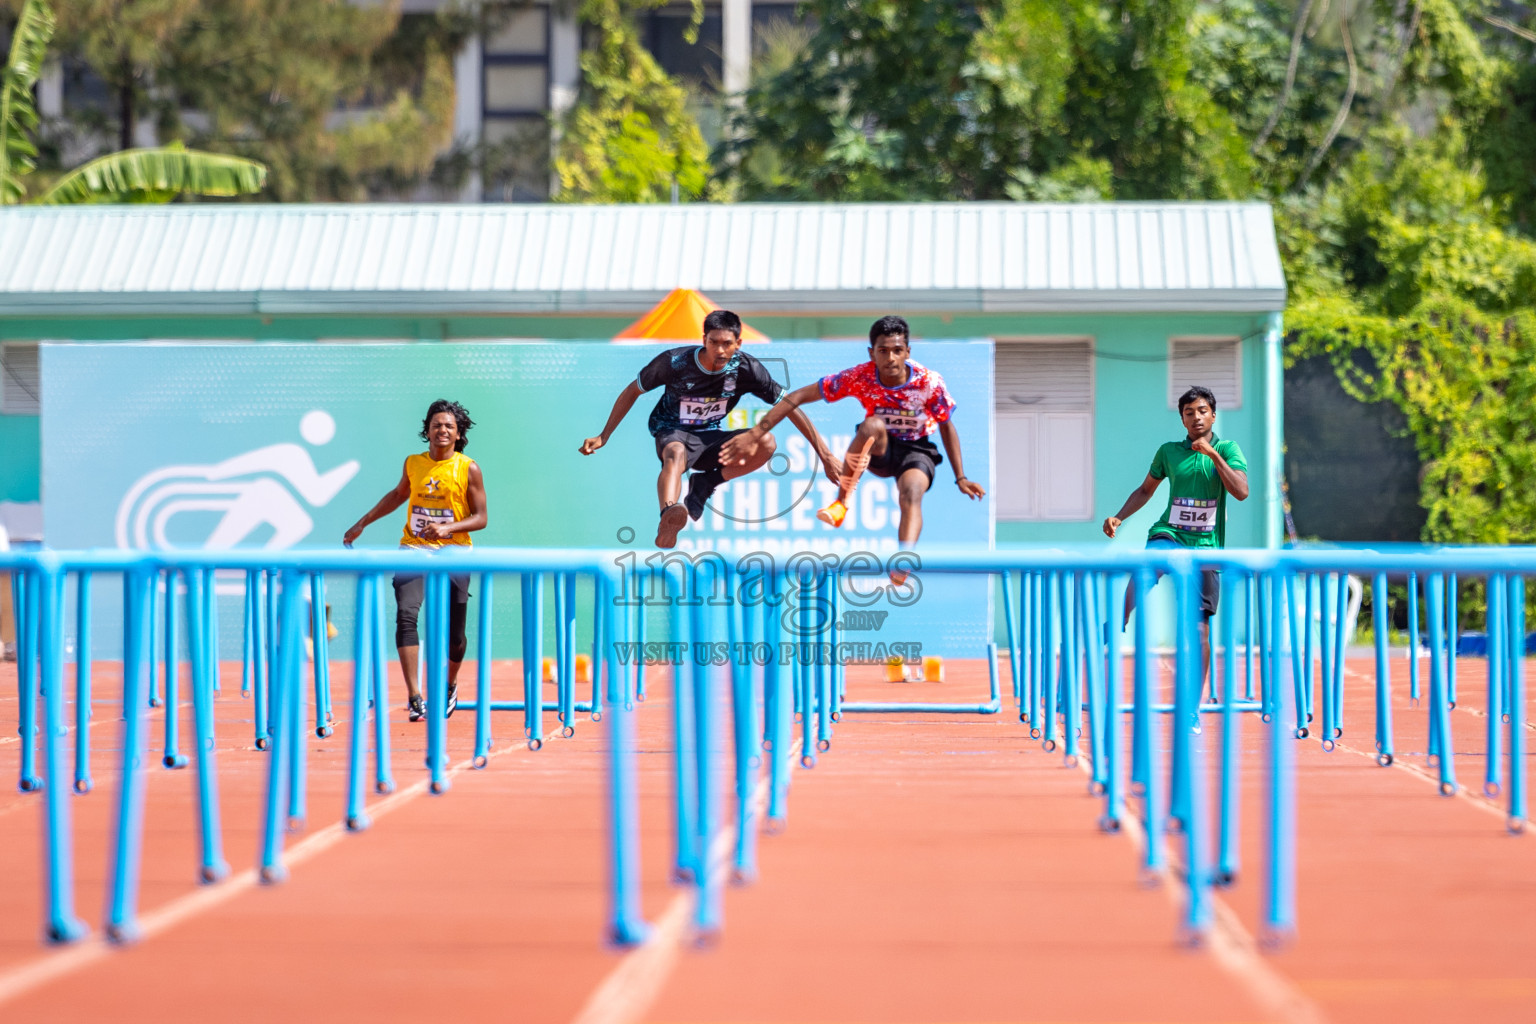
top-left (1171, 497), bottom-right (1217, 533)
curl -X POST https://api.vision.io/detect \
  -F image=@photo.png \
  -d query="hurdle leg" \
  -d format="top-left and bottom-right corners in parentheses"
top-left (16, 570), bottom-right (43, 791)
top-left (473, 572), bottom-right (494, 765)
top-left (371, 574), bottom-right (396, 795)
top-left (147, 571), bottom-right (161, 709)
top-left (427, 572), bottom-right (451, 794)
top-left (1284, 573), bottom-right (1308, 740)
top-left (692, 595), bottom-right (722, 935)
top-left (160, 569), bottom-right (189, 770)
top-left (1177, 565), bottom-right (1213, 941)
top-left (253, 572), bottom-right (270, 749)
top-left (310, 573), bottom-right (334, 738)
top-left (1079, 574), bottom-right (1108, 790)
top-left (728, 571), bottom-right (757, 882)
top-left (1263, 567), bottom-right (1298, 944)
top-left (1372, 572), bottom-right (1394, 766)
top-left (346, 575), bottom-right (375, 831)
top-left (1425, 574), bottom-right (1457, 794)
top-left (1448, 573), bottom-right (1459, 707)
top-left (39, 564), bottom-right (88, 943)
top-left (672, 580), bottom-right (699, 881)
top-left (1062, 572), bottom-right (1081, 764)
top-left (523, 572), bottom-right (545, 748)
top-left (1507, 575), bottom-right (1526, 832)
top-left (1216, 570), bottom-right (1240, 886)
top-left (1408, 571), bottom-right (1422, 703)
top-left (1134, 567), bottom-right (1163, 876)
top-left (186, 569), bottom-right (229, 882)
top-left (1486, 574), bottom-right (1505, 799)
top-left (107, 570), bottom-right (153, 941)
top-left (1102, 573), bottom-right (1128, 833)
top-left (765, 571), bottom-right (791, 825)
top-left (74, 571), bottom-right (94, 794)
top-left (286, 577), bottom-right (310, 827)
top-left (1332, 572), bottom-right (1349, 738)
top-left (260, 571), bottom-right (302, 884)
top-left (601, 571), bottom-right (650, 946)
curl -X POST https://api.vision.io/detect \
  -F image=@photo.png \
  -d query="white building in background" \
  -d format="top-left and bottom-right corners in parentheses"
top-left (28, 1), bottom-right (800, 202)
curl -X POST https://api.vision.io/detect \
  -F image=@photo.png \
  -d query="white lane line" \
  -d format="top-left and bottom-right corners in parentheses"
top-left (1074, 759), bottom-right (1327, 1024)
top-left (0, 734), bottom-right (541, 1008)
top-left (570, 746), bottom-right (792, 1024)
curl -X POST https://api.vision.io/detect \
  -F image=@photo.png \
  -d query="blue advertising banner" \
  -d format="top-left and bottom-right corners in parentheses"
top-left (43, 339), bottom-right (994, 659)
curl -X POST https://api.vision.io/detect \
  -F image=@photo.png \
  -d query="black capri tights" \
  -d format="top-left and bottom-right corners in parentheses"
top-left (393, 573), bottom-right (471, 662)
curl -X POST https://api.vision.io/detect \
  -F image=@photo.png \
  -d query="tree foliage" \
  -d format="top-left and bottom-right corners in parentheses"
top-left (554, 0), bottom-right (711, 202)
top-left (1, 0), bottom-right (265, 204)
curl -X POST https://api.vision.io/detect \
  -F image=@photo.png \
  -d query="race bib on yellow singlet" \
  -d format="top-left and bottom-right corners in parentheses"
top-left (679, 396), bottom-right (728, 426)
top-left (1170, 497), bottom-right (1217, 533)
top-left (409, 505), bottom-right (454, 538)
top-left (874, 406), bottom-right (923, 439)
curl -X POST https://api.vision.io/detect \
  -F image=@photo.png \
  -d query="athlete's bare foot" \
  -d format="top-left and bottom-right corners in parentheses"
top-left (655, 502), bottom-right (689, 548)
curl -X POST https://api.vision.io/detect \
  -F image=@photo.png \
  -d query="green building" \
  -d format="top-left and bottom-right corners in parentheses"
top-left (0, 202), bottom-right (1285, 549)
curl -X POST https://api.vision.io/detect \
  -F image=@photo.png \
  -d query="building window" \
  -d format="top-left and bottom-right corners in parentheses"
top-left (484, 3), bottom-right (549, 117)
top-left (994, 339), bottom-right (1094, 522)
top-left (1, 342), bottom-right (40, 415)
top-left (483, 2), bottom-right (552, 201)
top-left (1168, 337), bottom-right (1242, 410)
top-left (642, 3), bottom-right (723, 88)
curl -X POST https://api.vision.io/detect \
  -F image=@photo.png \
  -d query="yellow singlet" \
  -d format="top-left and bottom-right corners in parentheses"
top-left (399, 451), bottom-right (474, 549)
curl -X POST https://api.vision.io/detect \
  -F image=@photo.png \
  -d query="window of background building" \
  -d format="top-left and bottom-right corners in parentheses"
top-left (483, 2), bottom-right (552, 200)
top-left (994, 339), bottom-right (1095, 522)
top-left (1167, 337), bottom-right (1243, 410)
top-left (642, 3), bottom-right (723, 87)
top-left (1, 343), bottom-right (40, 416)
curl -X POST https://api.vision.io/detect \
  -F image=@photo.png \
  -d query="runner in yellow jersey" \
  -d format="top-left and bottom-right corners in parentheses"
top-left (344, 400), bottom-right (488, 721)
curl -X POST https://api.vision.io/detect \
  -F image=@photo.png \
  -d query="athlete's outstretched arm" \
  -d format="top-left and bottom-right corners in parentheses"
top-left (580, 381), bottom-right (642, 455)
top-left (421, 462), bottom-right (488, 541)
top-left (343, 460), bottom-right (411, 546)
top-left (1103, 474), bottom-right (1161, 539)
top-left (784, 406), bottom-right (842, 483)
top-left (720, 382), bottom-right (824, 467)
top-left (937, 420), bottom-right (986, 499)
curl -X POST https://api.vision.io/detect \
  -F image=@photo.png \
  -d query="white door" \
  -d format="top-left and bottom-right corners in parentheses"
top-left (994, 340), bottom-right (1094, 522)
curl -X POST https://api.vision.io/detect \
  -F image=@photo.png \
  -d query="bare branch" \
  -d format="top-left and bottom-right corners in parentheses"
top-left (1253, 0), bottom-right (1317, 152)
top-left (1295, 0), bottom-right (1359, 189)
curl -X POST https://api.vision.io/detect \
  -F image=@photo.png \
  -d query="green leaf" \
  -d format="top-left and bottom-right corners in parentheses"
top-left (34, 142), bottom-right (267, 204)
top-left (0, 0), bottom-right (57, 205)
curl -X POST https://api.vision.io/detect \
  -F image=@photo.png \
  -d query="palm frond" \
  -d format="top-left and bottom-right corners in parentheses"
top-left (36, 143), bottom-right (268, 205)
top-left (0, 0), bottom-right (56, 205)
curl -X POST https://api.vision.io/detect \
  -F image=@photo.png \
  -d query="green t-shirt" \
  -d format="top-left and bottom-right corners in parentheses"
top-left (1146, 435), bottom-right (1247, 549)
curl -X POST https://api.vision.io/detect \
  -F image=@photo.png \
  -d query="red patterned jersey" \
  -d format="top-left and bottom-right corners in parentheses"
top-left (818, 359), bottom-right (956, 441)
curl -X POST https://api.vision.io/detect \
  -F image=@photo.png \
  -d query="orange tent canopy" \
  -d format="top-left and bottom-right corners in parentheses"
top-left (613, 288), bottom-right (769, 343)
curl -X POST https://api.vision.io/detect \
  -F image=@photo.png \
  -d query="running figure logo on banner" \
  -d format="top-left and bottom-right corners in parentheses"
top-left (113, 410), bottom-right (360, 550)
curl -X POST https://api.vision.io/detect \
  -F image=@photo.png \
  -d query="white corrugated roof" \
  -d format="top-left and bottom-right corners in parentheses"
top-left (0, 202), bottom-right (1284, 316)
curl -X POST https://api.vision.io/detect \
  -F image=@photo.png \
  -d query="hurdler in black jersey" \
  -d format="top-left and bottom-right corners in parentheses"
top-left (580, 309), bottom-right (840, 549)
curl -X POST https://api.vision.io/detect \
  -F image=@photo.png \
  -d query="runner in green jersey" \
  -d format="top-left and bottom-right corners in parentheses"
top-left (1103, 386), bottom-right (1249, 695)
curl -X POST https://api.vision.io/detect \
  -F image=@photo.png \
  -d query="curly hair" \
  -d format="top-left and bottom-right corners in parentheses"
top-left (420, 399), bottom-right (474, 452)
top-left (868, 315), bottom-right (911, 346)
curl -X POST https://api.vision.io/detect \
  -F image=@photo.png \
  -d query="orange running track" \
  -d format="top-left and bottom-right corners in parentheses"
top-left (2, 654), bottom-right (1535, 1023)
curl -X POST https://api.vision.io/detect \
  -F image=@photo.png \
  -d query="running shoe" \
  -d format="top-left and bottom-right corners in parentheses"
top-left (407, 694), bottom-right (427, 722)
top-left (445, 684), bottom-right (458, 719)
top-left (683, 474), bottom-right (712, 521)
top-left (816, 500), bottom-right (848, 528)
top-left (656, 502), bottom-right (689, 548)
top-left (889, 568), bottom-right (910, 587)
